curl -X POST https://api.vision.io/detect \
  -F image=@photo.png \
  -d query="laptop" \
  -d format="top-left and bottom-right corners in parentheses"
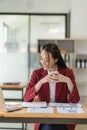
top-left (0, 87), bottom-right (23, 112)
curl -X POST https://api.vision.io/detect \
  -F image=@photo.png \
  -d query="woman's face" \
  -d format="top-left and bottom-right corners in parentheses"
top-left (40, 50), bottom-right (57, 70)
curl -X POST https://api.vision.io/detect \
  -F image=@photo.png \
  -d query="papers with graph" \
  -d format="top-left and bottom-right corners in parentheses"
top-left (49, 102), bottom-right (84, 114)
top-left (21, 102), bottom-right (84, 114)
top-left (49, 102), bottom-right (82, 107)
top-left (57, 107), bottom-right (84, 114)
top-left (27, 107), bottom-right (53, 113)
top-left (21, 102), bottom-right (53, 113)
top-left (21, 102), bottom-right (47, 108)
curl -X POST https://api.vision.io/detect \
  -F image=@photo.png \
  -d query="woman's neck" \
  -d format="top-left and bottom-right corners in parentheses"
top-left (48, 66), bottom-right (58, 72)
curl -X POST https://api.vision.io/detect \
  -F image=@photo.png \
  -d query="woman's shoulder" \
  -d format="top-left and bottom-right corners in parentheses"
top-left (33, 68), bottom-right (45, 75)
top-left (59, 67), bottom-right (72, 71)
top-left (32, 68), bottom-right (47, 78)
top-left (59, 67), bottom-right (73, 75)
top-left (65, 67), bottom-right (73, 72)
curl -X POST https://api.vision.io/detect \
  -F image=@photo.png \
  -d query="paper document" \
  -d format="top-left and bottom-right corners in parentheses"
top-left (21, 102), bottom-right (47, 108)
top-left (57, 107), bottom-right (84, 114)
top-left (27, 107), bottom-right (53, 113)
top-left (49, 103), bottom-right (82, 107)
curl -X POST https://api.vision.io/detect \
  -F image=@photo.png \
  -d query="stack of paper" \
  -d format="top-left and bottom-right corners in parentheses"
top-left (49, 103), bottom-right (82, 107)
top-left (49, 102), bottom-right (84, 114)
top-left (27, 107), bottom-right (53, 113)
top-left (21, 102), bottom-right (47, 108)
top-left (57, 107), bottom-right (84, 114)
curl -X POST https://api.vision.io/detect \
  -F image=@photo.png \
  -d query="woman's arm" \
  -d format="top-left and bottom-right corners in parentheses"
top-left (24, 71), bottom-right (38, 102)
top-left (66, 69), bottom-right (80, 103)
top-left (48, 69), bottom-right (80, 103)
top-left (24, 69), bottom-right (49, 102)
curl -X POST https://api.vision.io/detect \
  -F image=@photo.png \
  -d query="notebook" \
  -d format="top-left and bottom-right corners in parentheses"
top-left (0, 88), bottom-right (22, 112)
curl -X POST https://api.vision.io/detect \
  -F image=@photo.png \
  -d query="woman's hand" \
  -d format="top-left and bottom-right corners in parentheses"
top-left (40, 75), bottom-right (50, 84)
top-left (48, 72), bottom-right (73, 92)
top-left (56, 73), bottom-right (69, 83)
top-left (48, 72), bottom-right (69, 83)
top-left (35, 75), bottom-right (50, 92)
top-left (35, 72), bottom-right (73, 93)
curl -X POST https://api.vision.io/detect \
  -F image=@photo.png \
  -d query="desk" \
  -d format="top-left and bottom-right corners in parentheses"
top-left (0, 105), bottom-right (87, 124)
top-left (0, 84), bottom-right (26, 101)
top-left (0, 84), bottom-right (26, 130)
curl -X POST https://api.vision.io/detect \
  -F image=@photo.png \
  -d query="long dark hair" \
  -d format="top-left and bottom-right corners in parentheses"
top-left (41, 43), bottom-right (67, 68)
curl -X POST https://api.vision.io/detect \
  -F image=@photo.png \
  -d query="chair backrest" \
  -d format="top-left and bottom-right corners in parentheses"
top-left (34, 95), bottom-right (39, 102)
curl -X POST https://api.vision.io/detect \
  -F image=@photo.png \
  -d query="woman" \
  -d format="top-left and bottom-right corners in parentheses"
top-left (24, 43), bottom-right (80, 130)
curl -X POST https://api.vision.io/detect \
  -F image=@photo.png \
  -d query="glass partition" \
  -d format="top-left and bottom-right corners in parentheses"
top-left (0, 14), bottom-right (67, 83)
top-left (30, 15), bottom-right (66, 74)
top-left (0, 15), bottom-right (29, 83)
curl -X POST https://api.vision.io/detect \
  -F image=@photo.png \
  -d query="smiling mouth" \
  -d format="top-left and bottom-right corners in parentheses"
top-left (43, 65), bottom-right (48, 68)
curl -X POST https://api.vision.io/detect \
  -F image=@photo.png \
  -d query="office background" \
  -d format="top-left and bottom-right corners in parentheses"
top-left (0, 0), bottom-right (87, 81)
top-left (0, 0), bottom-right (87, 129)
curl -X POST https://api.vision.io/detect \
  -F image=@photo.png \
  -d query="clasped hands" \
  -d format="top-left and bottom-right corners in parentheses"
top-left (42, 71), bottom-right (68, 84)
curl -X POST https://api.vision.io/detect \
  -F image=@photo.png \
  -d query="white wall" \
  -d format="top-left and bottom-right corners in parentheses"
top-left (0, 0), bottom-right (70, 13)
top-left (71, 0), bottom-right (87, 38)
top-left (0, 0), bottom-right (87, 38)
top-left (0, 52), bottom-right (28, 83)
top-left (70, 0), bottom-right (87, 104)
